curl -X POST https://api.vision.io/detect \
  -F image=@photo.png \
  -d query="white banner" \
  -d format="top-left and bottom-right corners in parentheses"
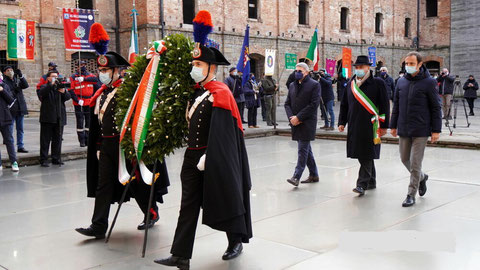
top-left (264, 49), bottom-right (276, 76)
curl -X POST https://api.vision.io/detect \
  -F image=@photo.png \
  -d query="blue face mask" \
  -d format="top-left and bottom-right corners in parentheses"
top-left (295, 71), bottom-right (304, 81)
top-left (380, 72), bottom-right (387, 77)
top-left (405, 65), bottom-right (417, 74)
top-left (355, 69), bottom-right (366, 78)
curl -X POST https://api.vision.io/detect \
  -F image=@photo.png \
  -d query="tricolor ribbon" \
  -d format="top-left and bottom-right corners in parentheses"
top-left (118, 40), bottom-right (167, 185)
top-left (351, 80), bottom-right (385, 145)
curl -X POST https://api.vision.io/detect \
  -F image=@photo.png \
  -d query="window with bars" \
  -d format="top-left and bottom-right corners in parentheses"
top-left (183, 0), bottom-right (195, 24)
top-left (340, 7), bottom-right (349, 30)
top-left (0, 51), bottom-right (18, 73)
top-left (299, 0), bottom-right (308, 25)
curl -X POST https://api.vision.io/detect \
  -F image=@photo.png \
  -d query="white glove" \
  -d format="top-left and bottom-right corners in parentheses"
top-left (78, 99), bottom-right (84, 106)
top-left (76, 77), bottom-right (84, 83)
top-left (96, 150), bottom-right (100, 160)
top-left (197, 154), bottom-right (206, 171)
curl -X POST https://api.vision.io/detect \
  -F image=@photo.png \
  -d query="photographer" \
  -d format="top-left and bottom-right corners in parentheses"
top-left (0, 72), bottom-right (19, 172)
top-left (318, 69), bottom-right (335, 130)
top-left (437, 68), bottom-right (455, 119)
top-left (463, 75), bottom-right (479, 116)
top-left (2, 66), bottom-right (29, 153)
top-left (37, 70), bottom-right (71, 167)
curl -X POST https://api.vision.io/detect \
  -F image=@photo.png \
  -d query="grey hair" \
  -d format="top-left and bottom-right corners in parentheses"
top-left (296, 62), bottom-right (310, 71)
top-left (380, 67), bottom-right (388, 72)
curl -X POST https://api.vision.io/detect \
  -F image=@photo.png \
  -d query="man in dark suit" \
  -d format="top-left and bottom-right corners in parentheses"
top-left (37, 70), bottom-right (71, 167)
top-left (338, 55), bottom-right (390, 196)
top-left (285, 62), bottom-right (321, 186)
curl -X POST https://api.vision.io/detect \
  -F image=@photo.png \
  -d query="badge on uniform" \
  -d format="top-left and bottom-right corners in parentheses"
top-left (192, 43), bottom-right (202, 59)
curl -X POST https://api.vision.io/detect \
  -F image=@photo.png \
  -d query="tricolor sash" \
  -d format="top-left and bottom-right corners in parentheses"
top-left (118, 40), bottom-right (167, 185)
top-left (350, 80), bottom-right (385, 145)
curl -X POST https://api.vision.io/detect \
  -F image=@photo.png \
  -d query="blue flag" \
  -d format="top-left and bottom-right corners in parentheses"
top-left (236, 25), bottom-right (250, 87)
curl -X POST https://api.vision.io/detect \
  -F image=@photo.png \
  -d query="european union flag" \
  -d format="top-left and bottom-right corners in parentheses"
top-left (236, 25), bottom-right (250, 87)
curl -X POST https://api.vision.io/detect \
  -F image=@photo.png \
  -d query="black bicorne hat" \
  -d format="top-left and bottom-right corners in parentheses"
top-left (353, 55), bottom-right (372, 66)
top-left (193, 45), bottom-right (230, 66)
top-left (97, 51), bottom-right (130, 68)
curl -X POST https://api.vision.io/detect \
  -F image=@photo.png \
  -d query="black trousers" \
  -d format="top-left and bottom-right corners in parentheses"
top-left (74, 105), bottom-right (90, 145)
top-left (465, 98), bottom-right (475, 113)
top-left (171, 149), bottom-right (241, 259)
top-left (247, 106), bottom-right (258, 127)
top-left (91, 138), bottom-right (157, 232)
top-left (237, 101), bottom-right (245, 122)
top-left (40, 122), bottom-right (63, 163)
top-left (357, 159), bottom-right (376, 189)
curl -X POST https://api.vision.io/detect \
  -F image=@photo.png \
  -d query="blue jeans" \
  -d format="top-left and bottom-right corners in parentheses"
top-left (324, 100), bottom-right (335, 127)
top-left (13, 115), bottom-right (25, 149)
top-left (293, 140), bottom-right (318, 179)
top-left (1, 124), bottom-right (17, 165)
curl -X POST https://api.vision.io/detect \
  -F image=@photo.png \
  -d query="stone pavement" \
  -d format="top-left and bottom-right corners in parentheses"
top-left (1, 136), bottom-right (480, 270)
top-left (1, 98), bottom-right (479, 168)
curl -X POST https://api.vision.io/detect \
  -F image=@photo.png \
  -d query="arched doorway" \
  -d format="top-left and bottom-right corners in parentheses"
top-left (249, 53), bottom-right (265, 79)
top-left (425, 61), bottom-right (440, 77)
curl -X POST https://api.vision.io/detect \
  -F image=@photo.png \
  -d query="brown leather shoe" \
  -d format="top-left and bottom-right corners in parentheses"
top-left (300, 176), bottom-right (319, 183)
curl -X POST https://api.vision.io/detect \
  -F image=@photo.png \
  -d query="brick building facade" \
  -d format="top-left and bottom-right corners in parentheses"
top-left (0, 0), bottom-right (457, 110)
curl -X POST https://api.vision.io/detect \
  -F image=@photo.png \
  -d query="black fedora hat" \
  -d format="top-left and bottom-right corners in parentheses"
top-left (353, 55), bottom-right (372, 66)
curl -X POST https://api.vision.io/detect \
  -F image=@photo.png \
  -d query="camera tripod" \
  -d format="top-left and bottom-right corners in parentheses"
top-left (445, 79), bottom-right (470, 135)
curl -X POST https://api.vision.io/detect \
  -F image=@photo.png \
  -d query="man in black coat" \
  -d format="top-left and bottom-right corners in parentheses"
top-left (224, 67), bottom-right (246, 124)
top-left (318, 69), bottom-right (335, 130)
top-left (75, 51), bottom-right (170, 239)
top-left (2, 66), bottom-right (29, 153)
top-left (285, 62), bottom-right (321, 186)
top-left (155, 11), bottom-right (252, 269)
top-left (37, 70), bottom-right (71, 167)
top-left (463, 75), bottom-right (479, 116)
top-left (379, 66), bottom-right (395, 102)
top-left (437, 68), bottom-right (455, 119)
top-left (338, 55), bottom-right (390, 196)
top-left (0, 72), bottom-right (19, 171)
top-left (390, 51), bottom-right (442, 207)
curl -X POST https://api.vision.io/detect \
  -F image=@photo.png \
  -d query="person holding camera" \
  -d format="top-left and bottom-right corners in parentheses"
top-left (437, 68), bottom-right (455, 119)
top-left (318, 69), bottom-right (335, 130)
top-left (463, 75), bottom-right (479, 116)
top-left (0, 72), bottom-right (19, 172)
top-left (36, 62), bottom-right (58, 90)
top-left (69, 61), bottom-right (101, 147)
top-left (2, 66), bottom-right (29, 153)
top-left (37, 70), bottom-right (71, 167)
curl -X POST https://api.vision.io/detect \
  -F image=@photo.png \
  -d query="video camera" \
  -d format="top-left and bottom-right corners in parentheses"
top-left (52, 77), bottom-right (71, 89)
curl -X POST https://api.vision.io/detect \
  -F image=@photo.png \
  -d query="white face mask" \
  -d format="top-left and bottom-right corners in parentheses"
top-left (99, 71), bottom-right (112, 85)
top-left (190, 66), bottom-right (206, 83)
top-left (6, 70), bottom-right (14, 78)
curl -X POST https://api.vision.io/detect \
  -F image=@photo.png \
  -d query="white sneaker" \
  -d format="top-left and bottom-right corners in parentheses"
top-left (11, 162), bottom-right (19, 172)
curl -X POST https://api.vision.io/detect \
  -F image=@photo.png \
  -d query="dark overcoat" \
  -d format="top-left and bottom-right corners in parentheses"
top-left (338, 71), bottom-right (390, 159)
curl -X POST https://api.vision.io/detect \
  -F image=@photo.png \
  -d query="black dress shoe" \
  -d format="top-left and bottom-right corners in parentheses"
top-left (17, 148), bottom-right (29, 153)
top-left (80, 143), bottom-right (86, 147)
top-left (352, 186), bottom-right (365, 196)
top-left (75, 226), bottom-right (106, 239)
top-left (222, 242), bottom-right (243, 261)
top-left (154, 256), bottom-right (190, 270)
top-left (287, 177), bottom-right (299, 187)
top-left (402, 195), bottom-right (416, 207)
top-left (419, 174), bottom-right (429, 197)
top-left (137, 215), bottom-right (159, 230)
top-left (301, 176), bottom-right (319, 183)
top-left (40, 162), bottom-right (50, 167)
top-left (52, 160), bottom-right (64, 165)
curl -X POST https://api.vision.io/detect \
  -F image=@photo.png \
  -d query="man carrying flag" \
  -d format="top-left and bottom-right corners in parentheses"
top-left (338, 55), bottom-right (390, 196)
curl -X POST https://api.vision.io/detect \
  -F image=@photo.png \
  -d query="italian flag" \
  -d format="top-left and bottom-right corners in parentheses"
top-left (128, 6), bottom-right (139, 64)
top-left (7, 18), bottom-right (35, 60)
top-left (306, 28), bottom-right (319, 71)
